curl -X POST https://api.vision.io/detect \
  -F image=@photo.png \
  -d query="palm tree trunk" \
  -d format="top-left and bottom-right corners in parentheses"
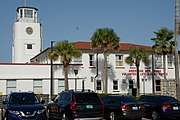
top-left (64, 67), bottom-right (69, 91)
top-left (136, 66), bottom-right (140, 97)
top-left (163, 54), bottom-right (167, 81)
top-left (104, 51), bottom-right (108, 93)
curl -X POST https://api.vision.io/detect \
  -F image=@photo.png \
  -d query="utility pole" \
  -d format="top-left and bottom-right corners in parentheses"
top-left (50, 41), bottom-right (55, 100)
top-left (175, 0), bottom-right (180, 99)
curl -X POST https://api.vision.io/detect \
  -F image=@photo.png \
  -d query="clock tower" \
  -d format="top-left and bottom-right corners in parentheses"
top-left (12, 6), bottom-right (42, 63)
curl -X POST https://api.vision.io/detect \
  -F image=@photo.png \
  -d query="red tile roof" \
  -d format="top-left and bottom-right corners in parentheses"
top-left (72, 41), bottom-right (152, 51)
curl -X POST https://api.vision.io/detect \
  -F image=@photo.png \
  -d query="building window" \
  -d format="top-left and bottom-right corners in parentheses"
top-left (89, 54), bottom-right (95, 66)
top-left (155, 80), bottom-right (161, 91)
top-left (33, 79), bottom-right (42, 94)
top-left (20, 9), bottom-right (23, 18)
top-left (167, 55), bottom-right (173, 67)
top-left (73, 56), bottom-right (82, 64)
top-left (24, 9), bottom-right (33, 18)
top-left (129, 80), bottom-right (134, 89)
top-left (7, 80), bottom-right (16, 94)
top-left (155, 54), bottom-right (162, 67)
top-left (58, 79), bottom-right (65, 93)
top-left (27, 44), bottom-right (32, 49)
top-left (113, 80), bottom-right (118, 90)
top-left (116, 55), bottom-right (123, 66)
top-left (96, 80), bottom-right (101, 90)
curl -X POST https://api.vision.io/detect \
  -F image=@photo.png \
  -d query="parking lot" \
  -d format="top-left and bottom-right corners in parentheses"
top-left (0, 109), bottom-right (151, 120)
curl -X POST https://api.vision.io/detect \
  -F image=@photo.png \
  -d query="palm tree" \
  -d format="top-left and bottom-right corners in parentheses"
top-left (91, 28), bottom-right (120, 93)
top-left (48, 40), bottom-right (81, 91)
top-left (125, 47), bottom-right (150, 97)
top-left (151, 27), bottom-right (174, 84)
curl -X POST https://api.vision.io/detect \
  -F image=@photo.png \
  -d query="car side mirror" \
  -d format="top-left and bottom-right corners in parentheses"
top-left (52, 97), bottom-right (55, 102)
top-left (40, 100), bottom-right (45, 104)
top-left (2, 100), bottom-right (7, 105)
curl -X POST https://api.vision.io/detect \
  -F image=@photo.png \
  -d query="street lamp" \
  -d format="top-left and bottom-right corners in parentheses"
top-left (74, 69), bottom-right (78, 91)
top-left (50, 41), bottom-right (55, 100)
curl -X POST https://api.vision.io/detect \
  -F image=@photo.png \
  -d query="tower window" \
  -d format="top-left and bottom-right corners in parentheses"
top-left (24, 9), bottom-right (33, 18)
top-left (27, 44), bottom-right (32, 49)
top-left (20, 9), bottom-right (23, 18)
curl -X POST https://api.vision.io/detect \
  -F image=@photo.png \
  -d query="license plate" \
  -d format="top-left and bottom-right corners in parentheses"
top-left (173, 107), bottom-right (179, 110)
top-left (132, 107), bottom-right (138, 110)
top-left (86, 105), bottom-right (93, 109)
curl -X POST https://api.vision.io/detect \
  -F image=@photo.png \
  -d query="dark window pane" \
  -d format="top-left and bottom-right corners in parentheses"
top-left (76, 93), bottom-right (100, 104)
top-left (27, 44), bottom-right (32, 49)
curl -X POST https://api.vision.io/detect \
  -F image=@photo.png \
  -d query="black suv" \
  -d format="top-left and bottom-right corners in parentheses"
top-left (47, 90), bottom-right (104, 120)
top-left (1, 92), bottom-right (47, 120)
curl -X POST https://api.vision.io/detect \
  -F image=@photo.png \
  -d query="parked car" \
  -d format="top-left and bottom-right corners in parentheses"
top-left (138, 95), bottom-right (180, 120)
top-left (1, 92), bottom-right (47, 120)
top-left (102, 95), bottom-right (145, 120)
top-left (47, 90), bottom-right (104, 120)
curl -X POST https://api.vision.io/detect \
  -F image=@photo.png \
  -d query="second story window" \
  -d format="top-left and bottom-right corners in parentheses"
top-left (116, 55), bottom-right (123, 66)
top-left (89, 54), bottom-right (95, 66)
top-left (167, 55), bottom-right (173, 67)
top-left (155, 54), bottom-right (162, 68)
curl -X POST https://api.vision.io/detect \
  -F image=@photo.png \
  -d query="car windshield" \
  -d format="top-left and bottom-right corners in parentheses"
top-left (76, 93), bottom-right (101, 104)
top-left (117, 96), bottom-right (137, 103)
top-left (9, 93), bottom-right (40, 105)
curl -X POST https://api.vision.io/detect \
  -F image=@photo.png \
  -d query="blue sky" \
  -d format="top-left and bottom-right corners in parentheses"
top-left (0, 0), bottom-right (176, 62)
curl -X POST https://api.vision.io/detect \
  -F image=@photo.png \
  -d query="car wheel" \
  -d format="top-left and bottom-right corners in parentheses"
top-left (109, 111), bottom-right (117, 120)
top-left (135, 117), bottom-right (142, 120)
top-left (3, 116), bottom-right (8, 120)
top-left (152, 111), bottom-right (160, 120)
top-left (46, 108), bottom-right (51, 120)
top-left (62, 113), bottom-right (73, 120)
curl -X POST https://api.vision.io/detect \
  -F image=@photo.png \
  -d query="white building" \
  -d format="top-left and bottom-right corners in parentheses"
top-left (0, 5), bottom-right (177, 97)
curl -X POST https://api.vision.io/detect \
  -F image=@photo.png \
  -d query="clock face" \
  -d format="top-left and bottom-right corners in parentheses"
top-left (26, 27), bottom-right (33, 35)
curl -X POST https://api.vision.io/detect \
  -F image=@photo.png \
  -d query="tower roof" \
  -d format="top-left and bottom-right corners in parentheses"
top-left (17, 6), bottom-right (38, 12)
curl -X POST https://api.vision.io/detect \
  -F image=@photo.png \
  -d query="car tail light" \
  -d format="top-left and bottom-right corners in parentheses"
top-left (139, 105), bottom-right (145, 109)
top-left (98, 96), bottom-right (104, 110)
top-left (120, 105), bottom-right (130, 110)
top-left (70, 96), bottom-right (76, 110)
top-left (162, 104), bottom-right (171, 110)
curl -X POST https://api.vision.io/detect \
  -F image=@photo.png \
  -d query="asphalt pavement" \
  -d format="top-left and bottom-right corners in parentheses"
top-left (0, 109), bottom-right (151, 120)
top-left (142, 118), bottom-right (151, 120)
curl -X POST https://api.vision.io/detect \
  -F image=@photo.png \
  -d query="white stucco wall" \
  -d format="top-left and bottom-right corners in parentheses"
top-left (0, 51), bottom-right (177, 95)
